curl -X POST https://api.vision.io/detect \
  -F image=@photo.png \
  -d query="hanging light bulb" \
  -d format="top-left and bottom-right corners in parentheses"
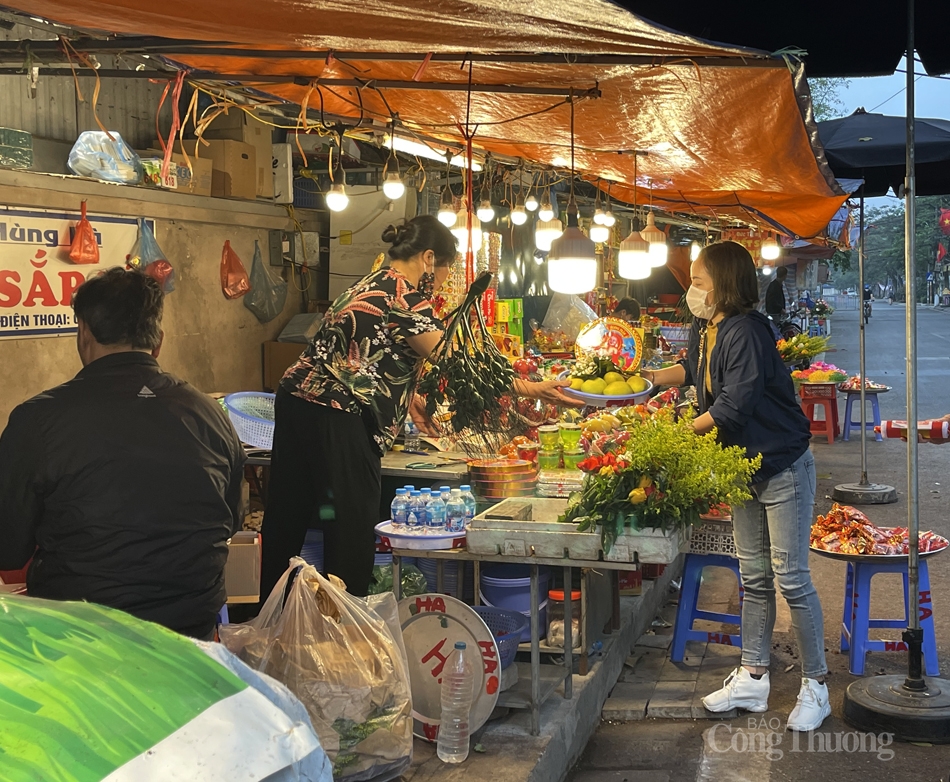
top-left (382, 171), bottom-right (405, 200)
top-left (602, 209), bottom-right (616, 228)
top-left (618, 224), bottom-right (651, 280)
top-left (451, 204), bottom-right (482, 255)
top-left (325, 130), bottom-right (349, 212)
top-left (325, 182), bottom-right (349, 212)
top-left (641, 212), bottom-right (668, 267)
top-left (437, 185), bottom-right (456, 226)
top-left (617, 159), bottom-right (650, 280)
top-left (510, 194), bottom-right (528, 226)
top-left (690, 241), bottom-right (702, 261)
top-left (535, 218), bottom-right (563, 252)
top-left (761, 264), bottom-right (775, 276)
top-left (761, 234), bottom-right (782, 261)
top-left (538, 189), bottom-right (555, 222)
top-left (548, 200), bottom-right (597, 294)
top-left (476, 199), bottom-right (495, 223)
top-left (525, 193), bottom-right (539, 212)
top-left (589, 222), bottom-right (611, 244)
top-left (592, 184), bottom-right (606, 225)
top-left (381, 125), bottom-right (405, 200)
top-left (546, 97), bottom-right (597, 295)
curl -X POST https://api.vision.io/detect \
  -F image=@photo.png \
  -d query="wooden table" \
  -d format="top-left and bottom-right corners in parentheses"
top-left (391, 545), bottom-right (635, 736)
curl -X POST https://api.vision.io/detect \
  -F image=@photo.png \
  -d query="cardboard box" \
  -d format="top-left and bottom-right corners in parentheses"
top-left (139, 152), bottom-right (214, 196)
top-left (263, 340), bottom-right (304, 391)
top-left (204, 111), bottom-right (275, 199)
top-left (173, 139), bottom-right (257, 200)
top-left (225, 531), bottom-right (261, 604)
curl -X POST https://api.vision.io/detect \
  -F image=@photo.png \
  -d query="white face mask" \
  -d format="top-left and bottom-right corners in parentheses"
top-left (686, 284), bottom-right (716, 320)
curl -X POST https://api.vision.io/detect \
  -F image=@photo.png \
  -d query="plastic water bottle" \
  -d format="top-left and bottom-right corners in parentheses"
top-left (404, 485), bottom-right (416, 494)
top-left (419, 488), bottom-right (431, 527)
top-left (440, 486), bottom-right (451, 503)
top-left (407, 490), bottom-right (424, 530)
top-left (391, 488), bottom-right (409, 530)
top-left (459, 485), bottom-right (477, 527)
top-left (437, 642), bottom-right (474, 764)
top-left (404, 420), bottom-right (421, 450)
top-left (427, 490), bottom-right (446, 533)
top-left (446, 489), bottom-right (466, 534)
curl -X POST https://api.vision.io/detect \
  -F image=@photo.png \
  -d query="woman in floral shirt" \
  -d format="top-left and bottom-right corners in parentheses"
top-left (261, 215), bottom-right (576, 597)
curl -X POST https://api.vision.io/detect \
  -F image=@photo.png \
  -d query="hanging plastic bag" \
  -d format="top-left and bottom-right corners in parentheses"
top-left (221, 240), bottom-right (251, 300)
top-left (68, 200), bottom-right (100, 265)
top-left (220, 559), bottom-right (413, 782)
top-left (67, 130), bottom-right (143, 184)
top-left (128, 218), bottom-right (176, 293)
top-left (244, 240), bottom-right (288, 322)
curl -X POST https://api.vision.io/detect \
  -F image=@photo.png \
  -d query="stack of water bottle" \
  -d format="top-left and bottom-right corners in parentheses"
top-left (390, 485), bottom-right (477, 535)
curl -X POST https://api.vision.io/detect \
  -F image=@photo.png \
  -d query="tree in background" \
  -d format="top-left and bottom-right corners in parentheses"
top-left (833, 197), bottom-right (950, 301)
top-left (808, 77), bottom-right (850, 122)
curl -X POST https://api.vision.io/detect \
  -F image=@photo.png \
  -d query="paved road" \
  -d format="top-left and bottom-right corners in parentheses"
top-left (568, 305), bottom-right (950, 782)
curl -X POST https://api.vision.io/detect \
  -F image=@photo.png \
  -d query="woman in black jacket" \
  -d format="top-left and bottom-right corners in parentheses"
top-left (643, 242), bottom-right (829, 732)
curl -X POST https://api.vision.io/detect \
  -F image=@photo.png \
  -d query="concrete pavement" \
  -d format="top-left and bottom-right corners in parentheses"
top-left (568, 304), bottom-right (950, 781)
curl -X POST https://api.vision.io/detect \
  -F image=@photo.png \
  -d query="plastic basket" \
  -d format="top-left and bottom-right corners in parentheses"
top-left (293, 177), bottom-right (321, 209)
top-left (688, 520), bottom-right (737, 556)
top-left (224, 392), bottom-right (276, 449)
top-left (470, 606), bottom-right (528, 670)
top-left (799, 382), bottom-right (837, 400)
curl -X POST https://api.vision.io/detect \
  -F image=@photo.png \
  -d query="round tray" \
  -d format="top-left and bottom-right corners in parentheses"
top-left (563, 378), bottom-right (654, 408)
top-left (468, 458), bottom-right (534, 474)
top-left (398, 594), bottom-right (500, 743)
top-left (375, 521), bottom-right (466, 551)
top-left (838, 385), bottom-right (891, 394)
top-left (809, 538), bottom-right (949, 563)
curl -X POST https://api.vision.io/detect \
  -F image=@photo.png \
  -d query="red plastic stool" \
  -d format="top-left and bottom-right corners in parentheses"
top-left (799, 384), bottom-right (840, 444)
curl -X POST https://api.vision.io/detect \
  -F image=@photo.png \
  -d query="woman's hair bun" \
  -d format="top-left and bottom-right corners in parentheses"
top-left (381, 224), bottom-right (400, 244)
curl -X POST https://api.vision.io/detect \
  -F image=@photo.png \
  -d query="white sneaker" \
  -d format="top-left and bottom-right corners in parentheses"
top-left (702, 667), bottom-right (770, 713)
top-left (787, 678), bottom-right (831, 732)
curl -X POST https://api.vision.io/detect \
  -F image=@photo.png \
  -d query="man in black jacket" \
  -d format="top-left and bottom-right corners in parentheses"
top-left (765, 266), bottom-right (788, 318)
top-left (0, 268), bottom-right (245, 639)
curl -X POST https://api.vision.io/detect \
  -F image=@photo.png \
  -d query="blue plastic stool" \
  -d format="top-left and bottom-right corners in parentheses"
top-left (216, 604), bottom-right (229, 626)
top-left (842, 391), bottom-right (883, 442)
top-left (670, 553), bottom-right (743, 662)
top-left (840, 558), bottom-right (938, 676)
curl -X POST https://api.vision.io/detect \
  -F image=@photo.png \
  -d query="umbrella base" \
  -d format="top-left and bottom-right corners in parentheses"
top-left (844, 675), bottom-right (950, 743)
top-left (832, 482), bottom-right (898, 505)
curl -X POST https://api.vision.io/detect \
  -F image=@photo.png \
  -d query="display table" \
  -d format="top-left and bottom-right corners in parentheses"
top-left (390, 546), bottom-right (635, 736)
top-left (243, 447), bottom-right (471, 508)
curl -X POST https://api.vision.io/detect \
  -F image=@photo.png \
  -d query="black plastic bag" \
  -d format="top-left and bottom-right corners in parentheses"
top-left (244, 240), bottom-right (288, 322)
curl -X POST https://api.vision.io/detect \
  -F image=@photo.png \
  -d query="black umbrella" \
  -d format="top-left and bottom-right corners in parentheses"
top-left (819, 108), bottom-right (950, 196)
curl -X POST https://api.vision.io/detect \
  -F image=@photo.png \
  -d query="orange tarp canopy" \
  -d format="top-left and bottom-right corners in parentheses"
top-left (14, 0), bottom-right (848, 237)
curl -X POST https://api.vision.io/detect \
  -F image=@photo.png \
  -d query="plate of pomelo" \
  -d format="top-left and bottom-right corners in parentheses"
top-left (563, 370), bottom-right (653, 407)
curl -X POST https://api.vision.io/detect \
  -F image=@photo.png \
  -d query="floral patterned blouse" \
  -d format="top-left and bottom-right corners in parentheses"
top-left (281, 268), bottom-right (442, 454)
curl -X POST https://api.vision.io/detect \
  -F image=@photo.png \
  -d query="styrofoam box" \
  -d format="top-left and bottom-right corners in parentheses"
top-left (468, 498), bottom-right (689, 564)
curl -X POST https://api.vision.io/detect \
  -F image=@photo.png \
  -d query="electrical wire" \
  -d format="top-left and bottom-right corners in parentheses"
top-left (869, 75), bottom-right (924, 112)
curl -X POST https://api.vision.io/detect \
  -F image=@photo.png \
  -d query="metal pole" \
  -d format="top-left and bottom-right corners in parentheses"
top-left (859, 196), bottom-right (869, 483)
top-left (903, 0), bottom-right (925, 689)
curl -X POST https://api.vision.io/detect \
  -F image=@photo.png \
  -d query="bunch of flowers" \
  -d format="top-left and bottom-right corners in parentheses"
top-left (776, 333), bottom-right (830, 363)
top-left (559, 409), bottom-right (761, 553)
top-left (813, 299), bottom-right (834, 317)
top-left (792, 361), bottom-right (848, 384)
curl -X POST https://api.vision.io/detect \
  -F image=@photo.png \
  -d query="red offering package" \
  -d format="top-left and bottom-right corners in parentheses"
top-left (220, 240), bottom-right (251, 300)
top-left (68, 200), bottom-right (100, 265)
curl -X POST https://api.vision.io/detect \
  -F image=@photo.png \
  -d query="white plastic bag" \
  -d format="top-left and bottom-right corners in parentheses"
top-left (68, 131), bottom-right (143, 184)
top-left (220, 559), bottom-right (412, 782)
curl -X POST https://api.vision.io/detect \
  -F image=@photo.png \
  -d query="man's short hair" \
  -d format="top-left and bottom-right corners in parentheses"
top-left (72, 268), bottom-right (164, 350)
top-left (776, 266), bottom-right (789, 280)
top-left (614, 297), bottom-right (642, 321)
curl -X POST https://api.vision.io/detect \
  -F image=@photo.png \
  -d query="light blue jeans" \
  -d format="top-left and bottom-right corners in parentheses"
top-left (731, 450), bottom-right (828, 679)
